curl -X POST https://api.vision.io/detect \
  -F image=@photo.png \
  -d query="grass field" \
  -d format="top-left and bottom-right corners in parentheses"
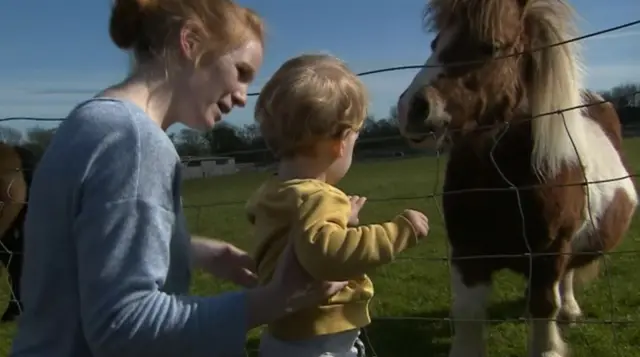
top-left (0, 139), bottom-right (639, 356)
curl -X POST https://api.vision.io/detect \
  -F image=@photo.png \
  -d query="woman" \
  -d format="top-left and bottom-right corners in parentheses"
top-left (9, 0), bottom-right (347, 356)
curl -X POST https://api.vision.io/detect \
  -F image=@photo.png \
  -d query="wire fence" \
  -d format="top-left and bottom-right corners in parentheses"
top-left (0, 17), bottom-right (639, 357)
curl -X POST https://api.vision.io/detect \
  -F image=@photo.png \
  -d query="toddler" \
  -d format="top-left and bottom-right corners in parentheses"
top-left (246, 54), bottom-right (430, 357)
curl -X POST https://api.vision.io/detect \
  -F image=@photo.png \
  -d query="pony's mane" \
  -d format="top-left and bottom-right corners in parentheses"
top-left (523, 0), bottom-right (586, 177)
top-left (423, 0), bottom-right (522, 45)
top-left (424, 0), bottom-right (587, 178)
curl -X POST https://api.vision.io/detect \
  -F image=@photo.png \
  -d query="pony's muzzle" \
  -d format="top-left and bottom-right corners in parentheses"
top-left (405, 88), bottom-right (446, 142)
top-left (399, 87), bottom-right (451, 149)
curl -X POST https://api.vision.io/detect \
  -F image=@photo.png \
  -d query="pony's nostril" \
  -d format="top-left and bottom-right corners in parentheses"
top-left (415, 96), bottom-right (431, 113)
top-left (407, 96), bottom-right (432, 133)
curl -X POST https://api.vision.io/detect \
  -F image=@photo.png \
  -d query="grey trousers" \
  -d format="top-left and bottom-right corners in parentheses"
top-left (258, 329), bottom-right (367, 357)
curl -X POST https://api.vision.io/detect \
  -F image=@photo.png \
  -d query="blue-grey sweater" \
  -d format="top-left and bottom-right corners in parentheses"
top-left (10, 98), bottom-right (247, 357)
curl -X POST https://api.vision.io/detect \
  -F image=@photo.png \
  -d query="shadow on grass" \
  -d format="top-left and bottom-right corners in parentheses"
top-left (244, 297), bottom-right (528, 357)
top-left (365, 297), bottom-right (530, 356)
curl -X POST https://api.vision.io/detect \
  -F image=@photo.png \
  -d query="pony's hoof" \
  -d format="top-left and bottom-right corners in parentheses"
top-left (529, 337), bottom-right (569, 357)
top-left (530, 349), bottom-right (567, 357)
top-left (540, 353), bottom-right (565, 357)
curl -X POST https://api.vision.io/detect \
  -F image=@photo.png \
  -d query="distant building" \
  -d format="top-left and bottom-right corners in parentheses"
top-left (180, 156), bottom-right (236, 180)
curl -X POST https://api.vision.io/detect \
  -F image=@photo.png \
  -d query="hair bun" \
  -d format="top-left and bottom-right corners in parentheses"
top-left (109, 0), bottom-right (153, 50)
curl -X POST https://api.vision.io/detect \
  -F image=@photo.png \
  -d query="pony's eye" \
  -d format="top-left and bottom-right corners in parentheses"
top-left (478, 43), bottom-right (497, 56)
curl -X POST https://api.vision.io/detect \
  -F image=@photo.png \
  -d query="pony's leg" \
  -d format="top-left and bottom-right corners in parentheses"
top-left (449, 263), bottom-right (491, 357)
top-left (558, 269), bottom-right (582, 325)
top-left (527, 253), bottom-right (569, 357)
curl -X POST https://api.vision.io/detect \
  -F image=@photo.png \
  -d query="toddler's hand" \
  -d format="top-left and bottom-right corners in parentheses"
top-left (348, 195), bottom-right (367, 226)
top-left (403, 209), bottom-right (429, 238)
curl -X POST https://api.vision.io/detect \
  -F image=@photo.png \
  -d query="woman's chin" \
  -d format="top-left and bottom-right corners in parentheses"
top-left (199, 113), bottom-right (220, 130)
top-left (178, 116), bottom-right (215, 131)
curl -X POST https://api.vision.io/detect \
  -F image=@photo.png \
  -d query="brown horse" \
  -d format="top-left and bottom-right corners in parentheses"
top-left (396, 0), bottom-right (637, 356)
top-left (0, 142), bottom-right (35, 322)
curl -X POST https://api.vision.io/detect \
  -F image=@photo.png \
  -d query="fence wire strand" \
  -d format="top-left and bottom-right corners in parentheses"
top-left (0, 16), bottom-right (639, 357)
top-left (0, 19), bottom-right (638, 123)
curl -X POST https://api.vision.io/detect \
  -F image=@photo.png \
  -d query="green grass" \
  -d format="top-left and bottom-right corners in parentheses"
top-left (1, 139), bottom-right (640, 356)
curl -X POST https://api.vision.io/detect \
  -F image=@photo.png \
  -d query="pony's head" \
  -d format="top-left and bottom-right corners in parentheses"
top-left (397, 0), bottom-right (581, 150)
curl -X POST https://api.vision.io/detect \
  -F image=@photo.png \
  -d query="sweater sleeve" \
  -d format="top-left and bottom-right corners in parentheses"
top-left (71, 102), bottom-right (247, 357)
top-left (292, 187), bottom-right (419, 281)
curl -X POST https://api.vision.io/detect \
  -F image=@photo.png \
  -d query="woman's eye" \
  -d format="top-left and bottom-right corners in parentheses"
top-left (236, 65), bottom-right (252, 83)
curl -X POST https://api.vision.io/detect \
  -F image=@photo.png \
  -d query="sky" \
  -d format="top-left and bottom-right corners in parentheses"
top-left (0, 0), bottom-right (638, 136)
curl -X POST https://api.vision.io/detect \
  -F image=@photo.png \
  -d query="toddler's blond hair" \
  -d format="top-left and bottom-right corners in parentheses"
top-left (255, 54), bottom-right (368, 158)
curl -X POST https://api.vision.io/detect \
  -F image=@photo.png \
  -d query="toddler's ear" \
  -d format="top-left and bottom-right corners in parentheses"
top-left (332, 129), bottom-right (351, 158)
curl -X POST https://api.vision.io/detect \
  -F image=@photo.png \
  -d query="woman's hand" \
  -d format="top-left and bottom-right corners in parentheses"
top-left (244, 240), bottom-right (348, 330)
top-left (272, 241), bottom-right (349, 312)
top-left (191, 237), bottom-right (258, 288)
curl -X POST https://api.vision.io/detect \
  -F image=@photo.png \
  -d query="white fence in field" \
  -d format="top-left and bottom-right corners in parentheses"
top-left (181, 156), bottom-right (237, 180)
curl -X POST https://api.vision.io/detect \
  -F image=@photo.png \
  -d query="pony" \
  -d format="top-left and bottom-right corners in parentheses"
top-left (0, 142), bottom-right (36, 322)
top-left (395, 0), bottom-right (637, 356)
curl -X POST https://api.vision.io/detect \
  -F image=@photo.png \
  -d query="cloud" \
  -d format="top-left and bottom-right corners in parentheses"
top-left (29, 89), bottom-right (99, 95)
top-left (586, 64), bottom-right (640, 90)
top-left (587, 64), bottom-right (640, 76)
top-left (1, 72), bottom-right (124, 97)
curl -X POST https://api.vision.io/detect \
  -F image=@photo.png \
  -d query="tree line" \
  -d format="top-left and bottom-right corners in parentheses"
top-left (156, 82), bottom-right (640, 163)
top-left (2, 83), bottom-right (639, 163)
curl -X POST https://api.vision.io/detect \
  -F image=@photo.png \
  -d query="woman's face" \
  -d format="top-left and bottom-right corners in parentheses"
top-left (175, 39), bottom-right (264, 131)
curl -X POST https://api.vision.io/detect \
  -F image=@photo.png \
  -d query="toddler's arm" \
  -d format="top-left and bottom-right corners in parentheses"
top-left (293, 189), bottom-right (420, 281)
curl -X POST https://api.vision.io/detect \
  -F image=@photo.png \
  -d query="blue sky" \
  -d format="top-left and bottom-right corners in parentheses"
top-left (0, 0), bottom-right (638, 135)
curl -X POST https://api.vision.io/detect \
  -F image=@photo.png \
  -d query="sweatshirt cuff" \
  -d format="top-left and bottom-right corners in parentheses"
top-left (202, 290), bottom-right (248, 356)
top-left (393, 214), bottom-right (420, 247)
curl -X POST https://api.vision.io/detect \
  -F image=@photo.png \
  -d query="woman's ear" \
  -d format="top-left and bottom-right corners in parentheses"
top-left (179, 24), bottom-right (197, 61)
